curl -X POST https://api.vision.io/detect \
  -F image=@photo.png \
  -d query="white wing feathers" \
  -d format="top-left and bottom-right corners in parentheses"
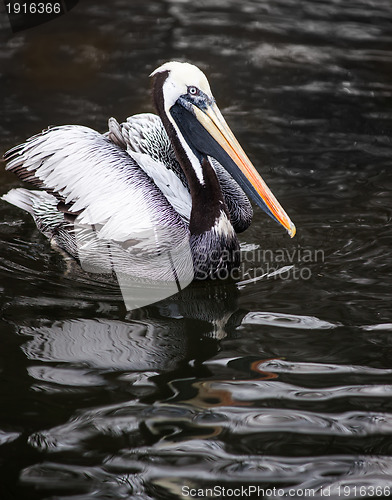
top-left (128, 150), bottom-right (191, 223)
top-left (5, 125), bottom-right (189, 244)
top-left (108, 114), bottom-right (192, 223)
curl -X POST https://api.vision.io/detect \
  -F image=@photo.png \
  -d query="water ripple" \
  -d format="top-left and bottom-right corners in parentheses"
top-left (0, 429), bottom-right (21, 446)
top-left (28, 400), bottom-right (147, 453)
top-left (21, 447), bottom-right (392, 499)
top-left (27, 366), bottom-right (106, 388)
top-left (241, 311), bottom-right (341, 329)
top-left (197, 407), bottom-right (392, 437)
top-left (28, 400), bottom-right (392, 462)
top-left (21, 318), bottom-right (186, 371)
top-left (361, 323), bottom-right (392, 332)
top-left (254, 359), bottom-right (392, 375)
top-left (205, 380), bottom-right (392, 403)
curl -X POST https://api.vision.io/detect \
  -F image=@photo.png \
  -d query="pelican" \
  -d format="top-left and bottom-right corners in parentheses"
top-left (2, 61), bottom-right (295, 281)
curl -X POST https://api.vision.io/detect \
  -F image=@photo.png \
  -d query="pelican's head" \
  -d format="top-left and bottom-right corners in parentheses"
top-left (150, 61), bottom-right (296, 238)
top-left (150, 61), bottom-right (213, 113)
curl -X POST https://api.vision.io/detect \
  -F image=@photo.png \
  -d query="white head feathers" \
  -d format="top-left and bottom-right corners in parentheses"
top-left (150, 61), bottom-right (213, 111)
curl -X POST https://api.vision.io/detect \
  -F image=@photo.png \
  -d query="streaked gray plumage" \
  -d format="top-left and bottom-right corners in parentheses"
top-left (3, 125), bottom-right (194, 281)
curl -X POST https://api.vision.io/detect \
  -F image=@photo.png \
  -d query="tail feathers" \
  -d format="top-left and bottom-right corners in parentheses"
top-left (2, 188), bottom-right (56, 215)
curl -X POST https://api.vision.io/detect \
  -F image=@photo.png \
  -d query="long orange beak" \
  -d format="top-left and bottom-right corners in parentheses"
top-left (192, 102), bottom-right (296, 238)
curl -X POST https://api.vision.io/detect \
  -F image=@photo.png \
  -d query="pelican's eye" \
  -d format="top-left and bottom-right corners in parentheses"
top-left (187, 86), bottom-right (200, 96)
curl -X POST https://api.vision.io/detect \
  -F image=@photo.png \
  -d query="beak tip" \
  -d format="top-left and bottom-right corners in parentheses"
top-left (288, 222), bottom-right (296, 238)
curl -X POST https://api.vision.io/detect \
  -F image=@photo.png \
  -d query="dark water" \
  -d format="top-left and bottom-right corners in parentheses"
top-left (1, 0), bottom-right (392, 498)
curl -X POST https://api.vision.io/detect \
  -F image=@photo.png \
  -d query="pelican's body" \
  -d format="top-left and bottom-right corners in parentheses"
top-left (2, 62), bottom-right (295, 281)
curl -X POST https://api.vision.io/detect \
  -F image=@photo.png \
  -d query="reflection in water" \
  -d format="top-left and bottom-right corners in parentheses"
top-left (14, 290), bottom-right (392, 498)
top-left (22, 318), bottom-right (188, 372)
top-left (21, 358), bottom-right (392, 499)
top-left (18, 280), bottom-right (243, 372)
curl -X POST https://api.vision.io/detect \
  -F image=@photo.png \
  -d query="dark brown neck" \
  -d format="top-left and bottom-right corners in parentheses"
top-left (152, 72), bottom-right (229, 235)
